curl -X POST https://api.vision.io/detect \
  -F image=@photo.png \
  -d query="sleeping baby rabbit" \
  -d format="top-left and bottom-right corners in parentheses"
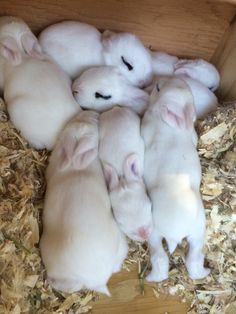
top-left (151, 75), bottom-right (218, 119)
top-left (151, 52), bottom-right (219, 118)
top-left (0, 16), bottom-right (81, 150)
top-left (39, 21), bottom-right (153, 87)
top-left (40, 110), bottom-right (128, 294)
top-left (141, 76), bottom-right (210, 281)
top-left (99, 106), bottom-right (152, 242)
top-left (174, 58), bottom-right (220, 92)
top-left (151, 51), bottom-right (220, 91)
top-left (72, 66), bottom-right (149, 115)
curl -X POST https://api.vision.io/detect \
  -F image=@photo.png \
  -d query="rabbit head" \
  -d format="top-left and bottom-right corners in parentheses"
top-left (104, 153), bottom-right (153, 242)
top-left (72, 66), bottom-right (149, 115)
top-left (101, 30), bottom-right (153, 88)
top-left (174, 58), bottom-right (220, 91)
top-left (149, 76), bottom-right (196, 130)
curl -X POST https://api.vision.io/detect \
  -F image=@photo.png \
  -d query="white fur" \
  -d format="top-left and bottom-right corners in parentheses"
top-left (141, 77), bottom-right (210, 281)
top-left (0, 17), bottom-right (81, 150)
top-left (72, 66), bottom-right (149, 115)
top-left (174, 58), bottom-right (220, 91)
top-left (102, 30), bottom-right (153, 87)
top-left (151, 53), bottom-right (220, 92)
top-left (99, 106), bottom-right (152, 242)
top-left (153, 75), bottom-right (218, 119)
top-left (39, 21), bottom-right (153, 86)
top-left (39, 21), bottom-right (104, 80)
top-left (151, 51), bottom-right (178, 76)
top-left (178, 75), bottom-right (218, 118)
top-left (40, 110), bottom-right (128, 294)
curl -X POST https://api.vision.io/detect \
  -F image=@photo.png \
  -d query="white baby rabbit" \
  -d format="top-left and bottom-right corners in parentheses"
top-left (151, 51), bottom-right (220, 92)
top-left (99, 106), bottom-right (152, 242)
top-left (151, 51), bottom-right (179, 76)
top-left (40, 110), bottom-right (128, 295)
top-left (174, 58), bottom-right (220, 91)
top-left (38, 21), bottom-right (104, 80)
top-left (39, 21), bottom-right (153, 87)
top-left (72, 66), bottom-right (149, 115)
top-left (0, 16), bottom-right (81, 150)
top-left (141, 77), bottom-right (210, 282)
top-left (153, 75), bottom-right (218, 119)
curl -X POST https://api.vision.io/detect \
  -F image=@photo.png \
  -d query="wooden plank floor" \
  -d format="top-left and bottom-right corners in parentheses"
top-left (90, 264), bottom-right (189, 314)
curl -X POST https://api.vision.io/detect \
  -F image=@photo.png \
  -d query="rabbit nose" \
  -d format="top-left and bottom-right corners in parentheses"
top-left (137, 227), bottom-right (150, 240)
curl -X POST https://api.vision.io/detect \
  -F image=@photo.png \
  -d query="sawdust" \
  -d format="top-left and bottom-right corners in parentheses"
top-left (0, 98), bottom-right (235, 313)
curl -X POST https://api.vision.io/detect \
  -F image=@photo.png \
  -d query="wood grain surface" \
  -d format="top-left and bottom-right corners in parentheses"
top-left (212, 18), bottom-right (236, 101)
top-left (91, 264), bottom-right (189, 314)
top-left (0, 0), bottom-right (235, 60)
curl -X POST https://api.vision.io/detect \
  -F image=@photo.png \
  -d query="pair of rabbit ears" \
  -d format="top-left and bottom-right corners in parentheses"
top-left (103, 153), bottom-right (141, 191)
top-left (0, 33), bottom-right (43, 65)
top-left (160, 101), bottom-right (196, 130)
top-left (59, 133), bottom-right (98, 171)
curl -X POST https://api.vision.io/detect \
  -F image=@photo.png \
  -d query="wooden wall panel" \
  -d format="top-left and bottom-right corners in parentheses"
top-left (0, 0), bottom-right (235, 60)
top-left (212, 18), bottom-right (236, 101)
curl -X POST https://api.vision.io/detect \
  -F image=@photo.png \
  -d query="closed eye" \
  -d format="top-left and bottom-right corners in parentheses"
top-left (121, 56), bottom-right (133, 71)
top-left (95, 92), bottom-right (112, 100)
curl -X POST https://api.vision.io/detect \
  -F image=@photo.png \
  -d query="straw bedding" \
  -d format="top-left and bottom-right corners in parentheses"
top-left (0, 97), bottom-right (235, 313)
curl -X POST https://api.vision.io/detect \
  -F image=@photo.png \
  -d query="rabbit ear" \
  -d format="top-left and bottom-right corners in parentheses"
top-left (174, 66), bottom-right (199, 81)
top-left (0, 36), bottom-right (22, 65)
top-left (102, 30), bottom-right (114, 39)
top-left (101, 30), bottom-right (115, 50)
top-left (161, 102), bottom-right (195, 129)
top-left (123, 153), bottom-right (141, 182)
top-left (21, 33), bottom-right (44, 59)
top-left (59, 134), bottom-right (98, 171)
top-left (103, 163), bottom-right (119, 191)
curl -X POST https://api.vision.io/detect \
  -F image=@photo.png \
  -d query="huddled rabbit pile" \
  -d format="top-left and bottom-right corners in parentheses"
top-left (1, 16), bottom-right (220, 295)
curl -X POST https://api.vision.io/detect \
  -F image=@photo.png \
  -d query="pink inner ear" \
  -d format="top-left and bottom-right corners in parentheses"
top-left (161, 105), bottom-right (185, 129)
top-left (130, 161), bottom-right (139, 176)
top-left (21, 33), bottom-right (44, 59)
top-left (103, 163), bottom-right (119, 191)
top-left (124, 153), bottom-right (141, 181)
top-left (175, 67), bottom-right (197, 81)
top-left (0, 37), bottom-right (22, 65)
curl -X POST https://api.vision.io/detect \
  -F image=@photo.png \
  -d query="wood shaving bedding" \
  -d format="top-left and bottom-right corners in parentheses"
top-left (0, 98), bottom-right (235, 313)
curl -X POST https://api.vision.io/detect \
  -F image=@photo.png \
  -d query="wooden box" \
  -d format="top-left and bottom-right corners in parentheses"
top-left (0, 1), bottom-right (235, 313)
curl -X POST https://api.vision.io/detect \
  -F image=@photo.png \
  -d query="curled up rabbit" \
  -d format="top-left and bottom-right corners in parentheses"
top-left (0, 16), bottom-right (81, 150)
top-left (40, 110), bottom-right (128, 294)
top-left (39, 21), bottom-right (153, 87)
top-left (174, 58), bottom-right (220, 91)
top-left (151, 52), bottom-right (219, 118)
top-left (141, 76), bottom-right (210, 282)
